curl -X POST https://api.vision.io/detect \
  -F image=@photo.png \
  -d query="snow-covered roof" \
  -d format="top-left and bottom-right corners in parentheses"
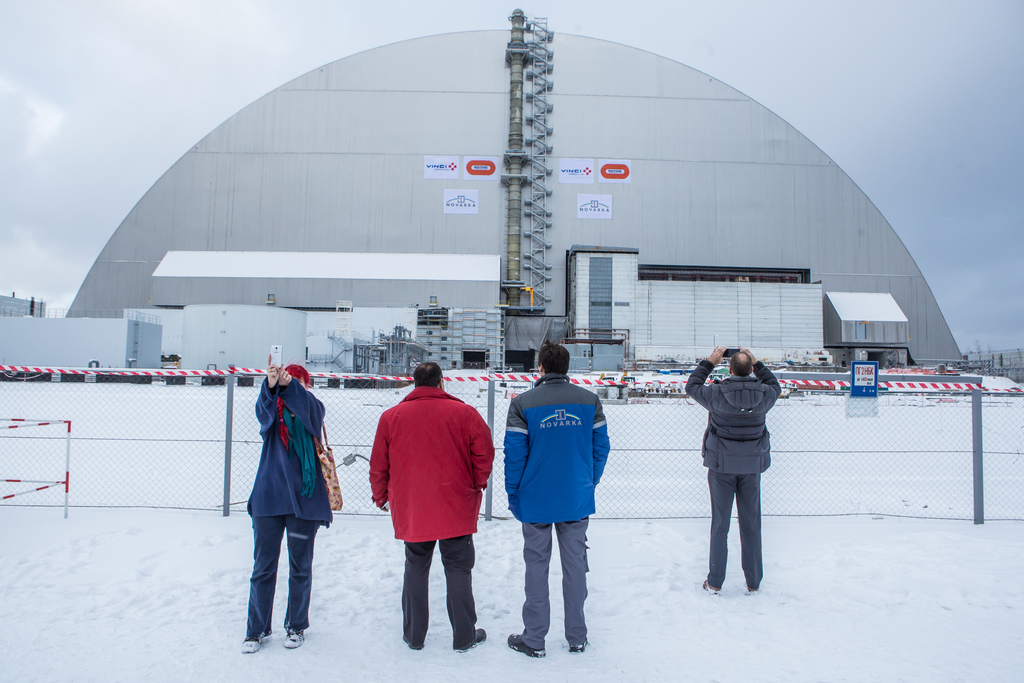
top-left (826, 292), bottom-right (908, 322)
top-left (152, 251), bottom-right (500, 282)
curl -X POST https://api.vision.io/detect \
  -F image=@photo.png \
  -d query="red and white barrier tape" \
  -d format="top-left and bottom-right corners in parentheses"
top-left (1, 365), bottom-right (1019, 392)
top-left (0, 365), bottom-right (625, 386)
top-left (636, 379), bottom-right (1021, 392)
top-left (3, 419), bottom-right (72, 431)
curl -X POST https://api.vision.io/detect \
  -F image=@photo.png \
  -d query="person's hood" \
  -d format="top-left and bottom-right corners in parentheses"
top-left (718, 375), bottom-right (767, 412)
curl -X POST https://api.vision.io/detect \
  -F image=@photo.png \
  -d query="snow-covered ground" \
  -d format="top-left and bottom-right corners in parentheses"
top-left (2, 507), bottom-right (1022, 682)
top-left (2, 375), bottom-right (1022, 680)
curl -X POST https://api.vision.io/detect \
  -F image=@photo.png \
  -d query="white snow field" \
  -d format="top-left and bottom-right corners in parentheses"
top-left (1, 508), bottom-right (1022, 682)
top-left (2, 377), bottom-right (1023, 681)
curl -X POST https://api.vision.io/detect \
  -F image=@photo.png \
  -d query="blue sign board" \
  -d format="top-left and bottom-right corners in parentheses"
top-left (850, 361), bottom-right (879, 397)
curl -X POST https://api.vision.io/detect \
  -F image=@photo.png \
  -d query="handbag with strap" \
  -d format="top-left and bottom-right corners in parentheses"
top-left (315, 423), bottom-right (344, 512)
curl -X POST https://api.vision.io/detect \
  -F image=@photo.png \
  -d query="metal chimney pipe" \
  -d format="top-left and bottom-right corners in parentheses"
top-left (505, 9), bottom-right (526, 308)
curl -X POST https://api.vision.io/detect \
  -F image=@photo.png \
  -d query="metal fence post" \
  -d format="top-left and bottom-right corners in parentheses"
top-left (972, 388), bottom-right (984, 525)
top-left (223, 372), bottom-right (235, 517)
top-left (485, 379), bottom-right (495, 521)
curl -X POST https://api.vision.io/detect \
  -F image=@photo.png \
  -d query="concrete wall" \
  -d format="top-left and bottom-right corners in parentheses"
top-left (0, 318), bottom-right (161, 368)
top-left (181, 305), bottom-right (307, 370)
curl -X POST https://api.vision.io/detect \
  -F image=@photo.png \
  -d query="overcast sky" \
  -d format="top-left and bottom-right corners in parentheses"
top-left (1, 0), bottom-right (1021, 352)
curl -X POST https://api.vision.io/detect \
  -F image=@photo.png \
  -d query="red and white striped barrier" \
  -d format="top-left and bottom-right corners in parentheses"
top-left (0, 365), bottom-right (627, 386)
top-left (641, 378), bottom-right (1021, 392)
top-left (1, 365), bottom-right (1019, 392)
top-left (1, 418), bottom-right (71, 518)
top-left (0, 365), bottom-right (251, 377)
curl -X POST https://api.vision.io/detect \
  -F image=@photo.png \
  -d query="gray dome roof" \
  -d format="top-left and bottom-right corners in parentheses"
top-left (70, 30), bottom-right (957, 360)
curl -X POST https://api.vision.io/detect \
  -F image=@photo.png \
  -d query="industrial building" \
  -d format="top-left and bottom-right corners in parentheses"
top-left (66, 12), bottom-right (960, 370)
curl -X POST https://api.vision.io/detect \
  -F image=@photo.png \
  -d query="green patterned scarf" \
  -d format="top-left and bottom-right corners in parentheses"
top-left (282, 409), bottom-right (317, 498)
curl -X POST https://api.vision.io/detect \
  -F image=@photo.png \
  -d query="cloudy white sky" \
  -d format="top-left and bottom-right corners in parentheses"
top-left (1, 0), bottom-right (1021, 352)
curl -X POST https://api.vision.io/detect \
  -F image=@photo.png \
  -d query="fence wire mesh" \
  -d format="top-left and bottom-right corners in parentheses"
top-left (1, 376), bottom-right (1022, 521)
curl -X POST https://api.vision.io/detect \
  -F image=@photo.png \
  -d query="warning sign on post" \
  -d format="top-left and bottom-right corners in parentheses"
top-left (850, 361), bottom-right (879, 398)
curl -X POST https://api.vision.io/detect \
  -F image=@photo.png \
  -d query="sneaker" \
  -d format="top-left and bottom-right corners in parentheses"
top-left (507, 633), bottom-right (545, 658)
top-left (746, 586), bottom-right (759, 595)
top-left (403, 635), bottom-right (424, 651)
top-left (283, 630), bottom-right (304, 649)
top-left (702, 580), bottom-right (721, 595)
top-left (241, 633), bottom-right (269, 654)
top-left (569, 638), bottom-right (589, 654)
top-left (455, 628), bottom-right (487, 652)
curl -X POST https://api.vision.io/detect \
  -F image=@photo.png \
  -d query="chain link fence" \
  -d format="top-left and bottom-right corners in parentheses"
top-left (2, 376), bottom-right (1022, 521)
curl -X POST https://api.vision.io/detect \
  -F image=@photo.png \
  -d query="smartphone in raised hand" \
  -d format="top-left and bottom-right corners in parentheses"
top-left (270, 345), bottom-right (283, 366)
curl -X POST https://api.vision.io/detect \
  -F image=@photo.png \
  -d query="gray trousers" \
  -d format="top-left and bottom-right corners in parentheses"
top-left (708, 470), bottom-right (763, 590)
top-left (521, 519), bottom-right (589, 650)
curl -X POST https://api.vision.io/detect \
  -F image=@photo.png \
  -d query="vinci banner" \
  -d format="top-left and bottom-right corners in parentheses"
top-left (424, 155), bottom-right (459, 180)
top-left (577, 194), bottom-right (612, 219)
top-left (444, 189), bottom-right (479, 215)
top-left (559, 158), bottom-right (594, 184)
top-left (598, 159), bottom-right (632, 184)
top-left (462, 156), bottom-right (501, 181)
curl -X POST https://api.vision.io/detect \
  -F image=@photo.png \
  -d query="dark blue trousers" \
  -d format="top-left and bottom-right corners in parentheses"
top-left (246, 514), bottom-right (319, 639)
top-left (402, 535), bottom-right (477, 649)
top-left (707, 470), bottom-right (763, 590)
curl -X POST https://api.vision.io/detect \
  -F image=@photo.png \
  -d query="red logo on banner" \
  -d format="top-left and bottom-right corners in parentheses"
top-left (466, 160), bottom-right (496, 176)
top-left (600, 163), bottom-right (630, 179)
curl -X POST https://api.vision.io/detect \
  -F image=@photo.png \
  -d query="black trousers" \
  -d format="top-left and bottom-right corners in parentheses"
top-left (708, 470), bottom-right (763, 590)
top-left (403, 535), bottom-right (477, 649)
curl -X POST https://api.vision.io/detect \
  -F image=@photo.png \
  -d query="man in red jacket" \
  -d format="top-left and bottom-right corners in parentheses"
top-left (370, 362), bottom-right (495, 652)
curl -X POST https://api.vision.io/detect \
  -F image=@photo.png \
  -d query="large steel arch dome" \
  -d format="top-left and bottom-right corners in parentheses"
top-left (70, 29), bottom-right (959, 361)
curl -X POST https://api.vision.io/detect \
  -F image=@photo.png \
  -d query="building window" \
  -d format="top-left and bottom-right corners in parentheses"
top-left (856, 322), bottom-right (867, 340)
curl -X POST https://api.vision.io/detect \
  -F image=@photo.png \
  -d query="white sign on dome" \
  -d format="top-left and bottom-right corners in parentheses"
top-left (559, 158), bottom-right (594, 184)
top-left (423, 155), bottom-right (459, 179)
top-left (443, 189), bottom-right (479, 214)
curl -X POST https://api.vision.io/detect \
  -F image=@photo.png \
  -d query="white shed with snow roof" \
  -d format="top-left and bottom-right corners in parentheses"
top-left (824, 292), bottom-right (909, 348)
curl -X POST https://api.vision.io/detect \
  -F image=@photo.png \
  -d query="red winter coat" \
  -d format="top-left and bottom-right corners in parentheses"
top-left (369, 386), bottom-right (495, 542)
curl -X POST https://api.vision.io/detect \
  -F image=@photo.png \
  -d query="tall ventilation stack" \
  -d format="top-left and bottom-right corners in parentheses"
top-left (503, 10), bottom-right (527, 309)
top-left (503, 10), bottom-right (553, 313)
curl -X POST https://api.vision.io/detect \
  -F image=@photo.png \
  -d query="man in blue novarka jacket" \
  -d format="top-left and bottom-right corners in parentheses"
top-left (503, 340), bottom-right (610, 658)
top-left (686, 346), bottom-right (780, 595)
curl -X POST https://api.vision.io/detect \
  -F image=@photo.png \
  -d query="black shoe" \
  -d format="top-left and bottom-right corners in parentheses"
top-left (403, 635), bottom-right (424, 651)
top-left (569, 638), bottom-right (588, 654)
top-left (507, 633), bottom-right (545, 658)
top-left (455, 628), bottom-right (487, 652)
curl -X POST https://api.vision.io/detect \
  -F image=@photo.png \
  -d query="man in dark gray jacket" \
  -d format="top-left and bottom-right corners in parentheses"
top-left (686, 346), bottom-right (780, 594)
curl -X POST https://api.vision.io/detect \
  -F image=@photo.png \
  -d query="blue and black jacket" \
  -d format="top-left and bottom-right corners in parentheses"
top-left (503, 373), bottom-right (610, 523)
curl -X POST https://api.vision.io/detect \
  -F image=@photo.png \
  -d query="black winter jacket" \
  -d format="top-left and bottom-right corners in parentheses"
top-left (685, 360), bottom-right (781, 474)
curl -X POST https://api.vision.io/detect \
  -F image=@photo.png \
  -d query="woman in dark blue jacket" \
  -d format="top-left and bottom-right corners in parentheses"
top-left (243, 357), bottom-right (332, 654)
